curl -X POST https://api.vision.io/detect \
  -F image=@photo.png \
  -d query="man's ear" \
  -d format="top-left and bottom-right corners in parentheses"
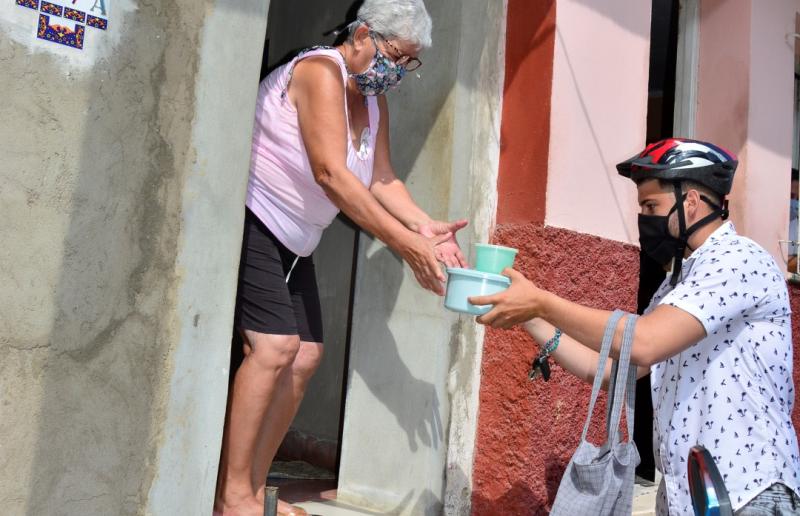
top-left (685, 189), bottom-right (701, 218)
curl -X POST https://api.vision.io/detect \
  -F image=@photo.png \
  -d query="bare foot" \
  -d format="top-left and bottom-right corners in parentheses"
top-left (215, 495), bottom-right (264, 516)
top-left (277, 499), bottom-right (308, 516)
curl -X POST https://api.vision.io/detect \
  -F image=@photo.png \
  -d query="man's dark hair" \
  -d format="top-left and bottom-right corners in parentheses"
top-left (635, 177), bottom-right (723, 207)
top-left (792, 168), bottom-right (798, 182)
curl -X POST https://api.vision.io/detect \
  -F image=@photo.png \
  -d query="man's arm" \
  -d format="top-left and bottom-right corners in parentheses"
top-left (472, 269), bottom-right (707, 367)
top-left (525, 318), bottom-right (650, 388)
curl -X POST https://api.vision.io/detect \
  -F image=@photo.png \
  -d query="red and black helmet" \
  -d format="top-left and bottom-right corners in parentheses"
top-left (616, 138), bottom-right (738, 196)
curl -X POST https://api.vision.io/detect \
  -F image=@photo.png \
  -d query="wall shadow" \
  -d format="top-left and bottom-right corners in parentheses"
top-left (349, 245), bottom-right (444, 453)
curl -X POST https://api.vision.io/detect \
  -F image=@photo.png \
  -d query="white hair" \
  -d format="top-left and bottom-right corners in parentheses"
top-left (354, 0), bottom-right (433, 49)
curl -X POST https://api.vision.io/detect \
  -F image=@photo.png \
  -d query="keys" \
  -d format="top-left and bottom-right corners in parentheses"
top-left (528, 354), bottom-right (551, 381)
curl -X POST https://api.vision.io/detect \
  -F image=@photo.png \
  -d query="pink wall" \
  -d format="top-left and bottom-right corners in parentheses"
top-left (696, 0), bottom-right (797, 266)
top-left (473, 1), bottom-right (650, 511)
top-left (545, 0), bottom-right (651, 245)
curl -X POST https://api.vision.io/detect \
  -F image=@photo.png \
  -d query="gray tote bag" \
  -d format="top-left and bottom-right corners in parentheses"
top-left (550, 310), bottom-right (640, 516)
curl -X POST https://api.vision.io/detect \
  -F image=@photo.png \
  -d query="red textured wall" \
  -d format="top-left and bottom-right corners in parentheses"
top-left (789, 284), bottom-right (800, 435)
top-left (471, 224), bottom-right (639, 514)
top-left (496, 0), bottom-right (556, 225)
top-left (472, 232), bottom-right (800, 514)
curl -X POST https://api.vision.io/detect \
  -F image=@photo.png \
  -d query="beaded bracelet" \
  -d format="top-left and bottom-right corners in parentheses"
top-left (542, 328), bottom-right (562, 356)
top-left (529, 328), bottom-right (562, 382)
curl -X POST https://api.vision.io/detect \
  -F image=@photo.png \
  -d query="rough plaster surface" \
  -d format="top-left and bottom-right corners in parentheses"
top-left (335, 1), bottom-right (506, 514)
top-left (441, 1), bottom-right (507, 515)
top-left (0, 1), bottom-right (268, 514)
top-left (471, 224), bottom-right (639, 515)
top-left (545, 0), bottom-right (649, 245)
top-left (0, 0), bottom-right (137, 72)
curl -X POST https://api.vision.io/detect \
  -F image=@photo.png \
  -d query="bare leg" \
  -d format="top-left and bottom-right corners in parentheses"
top-left (215, 331), bottom-right (301, 516)
top-left (253, 341), bottom-right (324, 515)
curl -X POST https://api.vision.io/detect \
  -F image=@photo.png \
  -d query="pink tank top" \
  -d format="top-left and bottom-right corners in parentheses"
top-left (245, 47), bottom-right (380, 257)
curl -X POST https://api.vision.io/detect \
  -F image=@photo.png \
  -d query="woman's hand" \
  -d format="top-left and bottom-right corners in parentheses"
top-left (399, 232), bottom-right (454, 295)
top-left (470, 268), bottom-right (543, 328)
top-left (417, 219), bottom-right (469, 268)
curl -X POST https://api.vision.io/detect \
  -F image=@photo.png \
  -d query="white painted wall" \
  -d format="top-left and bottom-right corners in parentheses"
top-left (739, 0), bottom-right (797, 266)
top-left (694, 0), bottom-right (799, 267)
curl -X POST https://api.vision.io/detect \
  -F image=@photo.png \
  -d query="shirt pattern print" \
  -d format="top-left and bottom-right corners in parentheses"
top-left (644, 222), bottom-right (800, 515)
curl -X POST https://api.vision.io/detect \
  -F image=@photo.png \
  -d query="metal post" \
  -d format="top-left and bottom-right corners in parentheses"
top-left (264, 486), bottom-right (278, 516)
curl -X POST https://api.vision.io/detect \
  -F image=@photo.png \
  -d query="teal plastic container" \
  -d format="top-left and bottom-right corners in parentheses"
top-left (474, 243), bottom-right (518, 274)
top-left (444, 268), bottom-right (511, 316)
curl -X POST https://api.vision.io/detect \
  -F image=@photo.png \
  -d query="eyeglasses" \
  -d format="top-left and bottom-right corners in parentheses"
top-left (370, 31), bottom-right (422, 72)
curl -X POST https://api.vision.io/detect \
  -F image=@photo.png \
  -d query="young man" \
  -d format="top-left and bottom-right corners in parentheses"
top-left (472, 139), bottom-right (800, 515)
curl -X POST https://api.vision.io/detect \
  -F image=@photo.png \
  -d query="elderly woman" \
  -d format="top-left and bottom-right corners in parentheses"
top-left (214, 1), bottom-right (466, 514)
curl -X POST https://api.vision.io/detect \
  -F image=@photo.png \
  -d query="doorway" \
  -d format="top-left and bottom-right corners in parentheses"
top-left (636, 0), bottom-right (681, 481)
top-left (259, 0), bottom-right (363, 487)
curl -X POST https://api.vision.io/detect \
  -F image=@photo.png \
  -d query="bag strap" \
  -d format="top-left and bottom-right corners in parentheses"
top-left (581, 309), bottom-right (625, 441)
top-left (606, 313), bottom-right (637, 446)
top-left (623, 348), bottom-right (638, 443)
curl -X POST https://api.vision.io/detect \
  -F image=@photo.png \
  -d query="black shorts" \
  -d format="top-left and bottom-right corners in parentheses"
top-left (233, 208), bottom-right (324, 344)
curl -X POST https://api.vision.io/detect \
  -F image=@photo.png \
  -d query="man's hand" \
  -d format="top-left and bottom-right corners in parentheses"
top-left (470, 268), bottom-right (543, 328)
top-left (417, 219), bottom-right (469, 269)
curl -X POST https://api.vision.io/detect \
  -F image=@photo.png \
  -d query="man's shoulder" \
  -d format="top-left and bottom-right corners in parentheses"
top-left (693, 227), bottom-right (775, 269)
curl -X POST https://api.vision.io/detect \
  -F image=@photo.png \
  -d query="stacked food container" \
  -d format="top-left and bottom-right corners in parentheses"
top-left (443, 243), bottom-right (518, 315)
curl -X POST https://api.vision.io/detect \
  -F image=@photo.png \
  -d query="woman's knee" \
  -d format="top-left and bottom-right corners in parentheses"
top-left (243, 331), bottom-right (301, 371)
top-left (293, 342), bottom-right (324, 379)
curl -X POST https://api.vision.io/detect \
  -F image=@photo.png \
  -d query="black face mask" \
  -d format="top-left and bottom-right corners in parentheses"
top-left (638, 213), bottom-right (680, 267)
top-left (637, 189), bottom-right (728, 284)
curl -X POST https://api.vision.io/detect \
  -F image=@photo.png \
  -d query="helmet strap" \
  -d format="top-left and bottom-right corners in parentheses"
top-left (669, 183), bottom-right (688, 286)
top-left (667, 184), bottom-right (727, 286)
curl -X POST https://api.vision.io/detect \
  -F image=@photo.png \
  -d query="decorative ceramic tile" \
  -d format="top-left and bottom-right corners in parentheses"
top-left (15, 0), bottom-right (39, 11)
top-left (39, 1), bottom-right (62, 16)
top-left (37, 13), bottom-right (85, 49)
top-left (63, 8), bottom-right (86, 23)
top-left (86, 15), bottom-right (107, 30)
top-left (17, 0), bottom-right (108, 51)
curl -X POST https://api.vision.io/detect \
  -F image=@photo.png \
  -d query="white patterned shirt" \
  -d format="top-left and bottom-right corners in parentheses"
top-left (645, 222), bottom-right (800, 515)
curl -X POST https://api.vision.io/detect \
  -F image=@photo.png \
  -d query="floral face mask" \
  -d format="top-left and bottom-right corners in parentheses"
top-left (350, 33), bottom-right (407, 96)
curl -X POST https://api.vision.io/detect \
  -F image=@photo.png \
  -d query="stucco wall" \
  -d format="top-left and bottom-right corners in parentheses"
top-left (335, 0), bottom-right (507, 514)
top-left (695, 0), bottom-right (798, 266)
top-left (0, 1), bottom-right (268, 513)
top-left (471, 0), bottom-right (650, 512)
top-left (472, 226), bottom-right (638, 514)
top-left (544, 0), bottom-right (651, 245)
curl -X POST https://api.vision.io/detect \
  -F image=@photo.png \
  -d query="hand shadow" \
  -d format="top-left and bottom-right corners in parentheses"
top-left (349, 244), bottom-right (444, 453)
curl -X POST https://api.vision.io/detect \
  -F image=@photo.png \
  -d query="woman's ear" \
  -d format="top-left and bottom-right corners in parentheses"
top-left (352, 24), bottom-right (371, 52)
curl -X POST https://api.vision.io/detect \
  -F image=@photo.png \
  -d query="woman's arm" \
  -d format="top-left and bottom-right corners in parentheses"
top-left (370, 96), bottom-right (432, 231)
top-left (290, 57), bottom-right (449, 294)
top-left (370, 96), bottom-right (468, 268)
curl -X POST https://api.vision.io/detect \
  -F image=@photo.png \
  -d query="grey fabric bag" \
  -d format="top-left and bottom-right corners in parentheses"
top-left (550, 310), bottom-right (641, 516)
